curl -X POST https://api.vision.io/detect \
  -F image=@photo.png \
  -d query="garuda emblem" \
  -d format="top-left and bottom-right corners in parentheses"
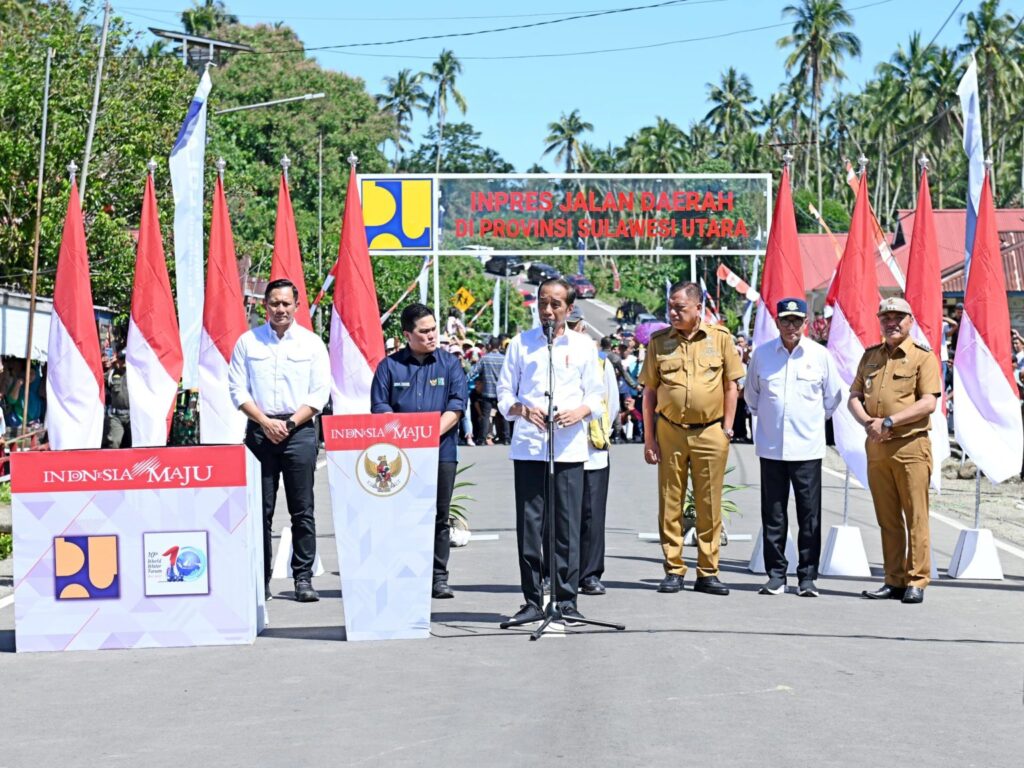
top-left (359, 444), bottom-right (409, 496)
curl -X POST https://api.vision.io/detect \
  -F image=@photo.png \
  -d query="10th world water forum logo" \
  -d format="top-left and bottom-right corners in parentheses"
top-left (53, 535), bottom-right (120, 600)
top-left (143, 531), bottom-right (210, 597)
top-left (358, 443), bottom-right (411, 497)
top-left (361, 178), bottom-right (433, 250)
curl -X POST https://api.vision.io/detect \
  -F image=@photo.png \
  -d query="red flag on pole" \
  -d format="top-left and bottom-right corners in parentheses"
top-left (46, 174), bottom-right (105, 449)
top-left (753, 164), bottom-right (804, 347)
top-left (826, 168), bottom-right (881, 487)
top-left (329, 163), bottom-right (386, 413)
top-left (126, 169), bottom-right (183, 446)
top-left (271, 171), bottom-right (313, 331)
top-left (199, 171), bottom-right (249, 444)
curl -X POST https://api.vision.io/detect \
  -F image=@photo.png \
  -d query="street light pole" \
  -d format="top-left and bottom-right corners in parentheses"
top-left (213, 92), bottom-right (325, 115)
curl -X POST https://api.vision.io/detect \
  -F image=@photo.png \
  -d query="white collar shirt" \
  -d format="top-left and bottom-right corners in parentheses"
top-left (744, 336), bottom-right (842, 461)
top-left (228, 322), bottom-right (331, 416)
top-left (498, 327), bottom-right (605, 463)
top-left (585, 352), bottom-right (621, 470)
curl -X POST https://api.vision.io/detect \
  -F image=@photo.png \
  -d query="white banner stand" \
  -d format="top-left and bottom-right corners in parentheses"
top-left (948, 529), bottom-right (1004, 579)
top-left (820, 525), bottom-right (872, 577)
top-left (748, 526), bottom-right (798, 575)
top-left (270, 525), bottom-right (325, 580)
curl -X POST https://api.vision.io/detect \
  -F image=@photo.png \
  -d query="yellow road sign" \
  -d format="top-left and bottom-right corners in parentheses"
top-left (452, 287), bottom-right (476, 312)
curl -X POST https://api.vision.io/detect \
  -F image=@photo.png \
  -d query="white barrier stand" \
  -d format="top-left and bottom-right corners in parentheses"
top-left (820, 525), bottom-right (872, 577)
top-left (270, 525), bottom-right (325, 580)
top-left (947, 529), bottom-right (1004, 580)
top-left (748, 526), bottom-right (798, 575)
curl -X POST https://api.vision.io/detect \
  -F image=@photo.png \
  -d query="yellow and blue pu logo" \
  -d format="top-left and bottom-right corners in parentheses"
top-left (53, 535), bottom-right (120, 600)
top-left (362, 178), bottom-right (433, 250)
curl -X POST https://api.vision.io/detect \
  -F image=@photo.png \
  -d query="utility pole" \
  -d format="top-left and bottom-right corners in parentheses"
top-left (80, 0), bottom-right (111, 203)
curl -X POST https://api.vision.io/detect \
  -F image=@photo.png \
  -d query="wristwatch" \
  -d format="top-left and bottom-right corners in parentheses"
top-left (881, 416), bottom-right (894, 430)
top-left (285, 418), bottom-right (296, 433)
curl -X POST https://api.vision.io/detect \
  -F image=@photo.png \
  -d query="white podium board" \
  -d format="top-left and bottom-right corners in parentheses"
top-left (324, 413), bottom-right (439, 641)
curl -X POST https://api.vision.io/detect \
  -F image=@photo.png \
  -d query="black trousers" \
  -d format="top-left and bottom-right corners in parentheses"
top-left (435, 461), bottom-right (458, 582)
top-left (759, 457), bottom-right (822, 581)
top-left (579, 462), bottom-right (610, 581)
top-left (514, 460), bottom-right (584, 609)
top-left (478, 396), bottom-right (506, 443)
top-left (246, 420), bottom-right (318, 582)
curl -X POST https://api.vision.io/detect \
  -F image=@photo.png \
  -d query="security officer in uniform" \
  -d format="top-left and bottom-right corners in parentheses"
top-left (849, 297), bottom-right (940, 604)
top-left (371, 303), bottom-right (468, 599)
top-left (103, 351), bottom-right (131, 448)
top-left (640, 281), bottom-right (743, 595)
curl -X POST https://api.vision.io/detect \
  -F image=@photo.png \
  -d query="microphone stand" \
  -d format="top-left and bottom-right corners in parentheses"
top-left (502, 320), bottom-right (625, 641)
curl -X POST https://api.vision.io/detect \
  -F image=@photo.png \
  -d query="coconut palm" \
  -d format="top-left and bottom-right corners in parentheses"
top-left (181, 0), bottom-right (237, 36)
top-left (704, 68), bottom-right (756, 140)
top-left (777, 0), bottom-right (861, 224)
top-left (377, 69), bottom-right (429, 166)
top-left (425, 49), bottom-right (468, 173)
top-left (626, 117), bottom-right (687, 174)
top-left (543, 109), bottom-right (594, 173)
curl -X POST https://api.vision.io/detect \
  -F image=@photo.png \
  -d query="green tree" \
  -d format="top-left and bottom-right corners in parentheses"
top-left (704, 68), bottom-right (756, 141)
top-left (181, 0), bottom-right (237, 36)
top-left (777, 0), bottom-right (861, 224)
top-left (425, 49), bottom-right (467, 173)
top-left (376, 69), bottom-right (429, 167)
top-left (543, 109), bottom-right (593, 173)
top-left (399, 123), bottom-right (514, 174)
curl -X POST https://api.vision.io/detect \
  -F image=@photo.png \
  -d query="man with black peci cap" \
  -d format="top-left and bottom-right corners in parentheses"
top-left (848, 297), bottom-right (940, 604)
top-left (744, 298), bottom-right (842, 596)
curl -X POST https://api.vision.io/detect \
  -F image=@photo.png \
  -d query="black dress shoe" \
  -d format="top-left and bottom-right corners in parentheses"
top-left (432, 581), bottom-right (454, 599)
top-left (559, 605), bottom-right (585, 626)
top-left (693, 575), bottom-right (730, 596)
top-left (294, 579), bottom-right (319, 602)
top-left (579, 576), bottom-right (606, 596)
top-left (901, 586), bottom-right (924, 604)
top-left (861, 584), bottom-right (905, 600)
top-left (265, 582), bottom-right (273, 601)
top-left (507, 603), bottom-right (544, 624)
top-left (657, 573), bottom-right (684, 593)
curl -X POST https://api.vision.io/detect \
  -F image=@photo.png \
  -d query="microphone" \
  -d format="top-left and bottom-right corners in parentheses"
top-left (542, 320), bottom-right (555, 345)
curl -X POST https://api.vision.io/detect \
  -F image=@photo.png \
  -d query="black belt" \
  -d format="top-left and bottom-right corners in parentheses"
top-left (107, 407), bottom-right (130, 416)
top-left (664, 417), bottom-right (722, 430)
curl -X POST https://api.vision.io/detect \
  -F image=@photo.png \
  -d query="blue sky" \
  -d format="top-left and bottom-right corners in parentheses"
top-left (112, 0), bottom-right (1021, 170)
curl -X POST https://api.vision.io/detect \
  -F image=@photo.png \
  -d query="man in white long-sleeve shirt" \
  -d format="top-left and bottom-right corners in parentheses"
top-left (744, 298), bottom-right (842, 597)
top-left (228, 279), bottom-right (331, 603)
top-left (497, 279), bottom-right (604, 626)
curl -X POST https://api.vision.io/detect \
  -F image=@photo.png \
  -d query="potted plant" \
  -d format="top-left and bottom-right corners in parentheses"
top-left (448, 463), bottom-right (475, 547)
top-left (682, 466), bottom-right (744, 546)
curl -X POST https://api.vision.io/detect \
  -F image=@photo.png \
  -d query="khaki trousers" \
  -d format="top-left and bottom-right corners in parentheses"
top-left (865, 435), bottom-right (932, 588)
top-left (656, 418), bottom-right (729, 578)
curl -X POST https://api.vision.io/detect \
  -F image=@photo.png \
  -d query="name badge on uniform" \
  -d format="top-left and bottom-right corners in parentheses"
top-left (429, 377), bottom-right (445, 386)
top-left (394, 381), bottom-right (411, 388)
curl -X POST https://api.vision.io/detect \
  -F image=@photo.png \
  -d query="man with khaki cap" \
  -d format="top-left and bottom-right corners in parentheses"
top-left (848, 297), bottom-right (940, 604)
top-left (640, 281), bottom-right (743, 596)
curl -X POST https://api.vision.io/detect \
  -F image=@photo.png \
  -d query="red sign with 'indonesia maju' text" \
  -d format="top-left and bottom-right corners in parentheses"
top-left (11, 445), bottom-right (247, 494)
top-left (323, 413), bottom-right (440, 452)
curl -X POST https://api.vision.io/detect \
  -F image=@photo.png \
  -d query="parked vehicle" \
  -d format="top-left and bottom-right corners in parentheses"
top-left (526, 262), bottom-right (560, 284)
top-left (615, 300), bottom-right (649, 326)
top-left (484, 255), bottom-right (525, 276)
top-left (566, 274), bottom-right (596, 299)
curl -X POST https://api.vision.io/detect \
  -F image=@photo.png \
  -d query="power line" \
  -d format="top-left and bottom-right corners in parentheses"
top-left (926, 0), bottom-right (964, 50)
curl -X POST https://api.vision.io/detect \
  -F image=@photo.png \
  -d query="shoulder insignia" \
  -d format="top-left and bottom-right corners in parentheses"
top-left (649, 327), bottom-right (672, 341)
top-left (864, 342), bottom-right (884, 352)
top-left (912, 341), bottom-right (932, 352)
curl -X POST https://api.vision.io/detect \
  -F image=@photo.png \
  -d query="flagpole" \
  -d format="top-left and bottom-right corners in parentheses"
top-left (22, 47), bottom-right (54, 434)
top-left (842, 469), bottom-right (850, 526)
top-left (974, 469), bottom-right (981, 529)
top-left (317, 131), bottom-right (323, 335)
top-left (79, 0), bottom-right (111, 203)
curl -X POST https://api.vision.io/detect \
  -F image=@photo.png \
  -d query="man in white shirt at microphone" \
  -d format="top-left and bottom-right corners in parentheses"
top-left (229, 278), bottom-right (331, 603)
top-left (497, 278), bottom-right (604, 626)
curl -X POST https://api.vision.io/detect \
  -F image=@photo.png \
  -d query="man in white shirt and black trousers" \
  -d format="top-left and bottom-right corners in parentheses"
top-left (498, 278), bottom-right (604, 626)
top-left (744, 298), bottom-right (842, 597)
top-left (229, 278), bottom-right (331, 603)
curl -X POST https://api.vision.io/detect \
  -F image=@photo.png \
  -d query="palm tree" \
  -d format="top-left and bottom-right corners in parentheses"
top-left (425, 50), bottom-right (468, 173)
top-left (626, 117), bottom-right (687, 173)
top-left (704, 68), bottom-right (756, 141)
top-left (377, 69), bottom-right (429, 166)
top-left (543, 109), bottom-right (594, 173)
top-left (777, 0), bottom-right (861, 224)
top-left (181, 0), bottom-right (237, 36)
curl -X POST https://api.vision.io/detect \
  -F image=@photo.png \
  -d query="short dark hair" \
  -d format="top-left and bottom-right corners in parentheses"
top-left (400, 303), bottom-right (435, 333)
top-left (538, 277), bottom-right (576, 305)
top-left (668, 281), bottom-right (701, 303)
top-left (265, 278), bottom-right (299, 302)
top-left (600, 336), bottom-right (613, 351)
top-left (487, 336), bottom-right (502, 351)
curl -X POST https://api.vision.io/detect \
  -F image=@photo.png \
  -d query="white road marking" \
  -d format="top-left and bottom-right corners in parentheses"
top-left (0, 594), bottom-right (13, 610)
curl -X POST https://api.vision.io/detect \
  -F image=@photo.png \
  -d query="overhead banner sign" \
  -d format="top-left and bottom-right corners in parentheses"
top-left (360, 173), bottom-right (771, 256)
top-left (323, 412), bottom-right (439, 641)
top-left (11, 445), bottom-right (264, 653)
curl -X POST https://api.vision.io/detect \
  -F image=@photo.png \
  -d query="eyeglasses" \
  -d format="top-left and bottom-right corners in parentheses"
top-left (778, 316), bottom-right (805, 326)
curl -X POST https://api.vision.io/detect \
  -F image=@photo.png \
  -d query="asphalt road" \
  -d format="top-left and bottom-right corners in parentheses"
top-left (2, 439), bottom-right (1022, 767)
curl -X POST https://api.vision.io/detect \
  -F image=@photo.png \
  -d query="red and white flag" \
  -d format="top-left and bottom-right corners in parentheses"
top-left (46, 176), bottom-right (105, 449)
top-left (754, 164), bottom-right (804, 348)
top-left (271, 172), bottom-right (313, 331)
top-left (953, 170), bottom-right (1023, 482)
top-left (198, 173), bottom-right (248, 444)
top-left (845, 159), bottom-right (906, 290)
top-left (716, 263), bottom-right (760, 302)
top-left (329, 165), bottom-right (385, 413)
top-left (126, 171), bottom-right (183, 446)
top-left (826, 170), bottom-right (881, 488)
top-left (903, 166), bottom-right (951, 489)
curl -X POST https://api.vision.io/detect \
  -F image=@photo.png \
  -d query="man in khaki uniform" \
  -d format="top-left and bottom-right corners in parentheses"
top-left (640, 281), bottom-right (743, 595)
top-left (849, 297), bottom-right (940, 604)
